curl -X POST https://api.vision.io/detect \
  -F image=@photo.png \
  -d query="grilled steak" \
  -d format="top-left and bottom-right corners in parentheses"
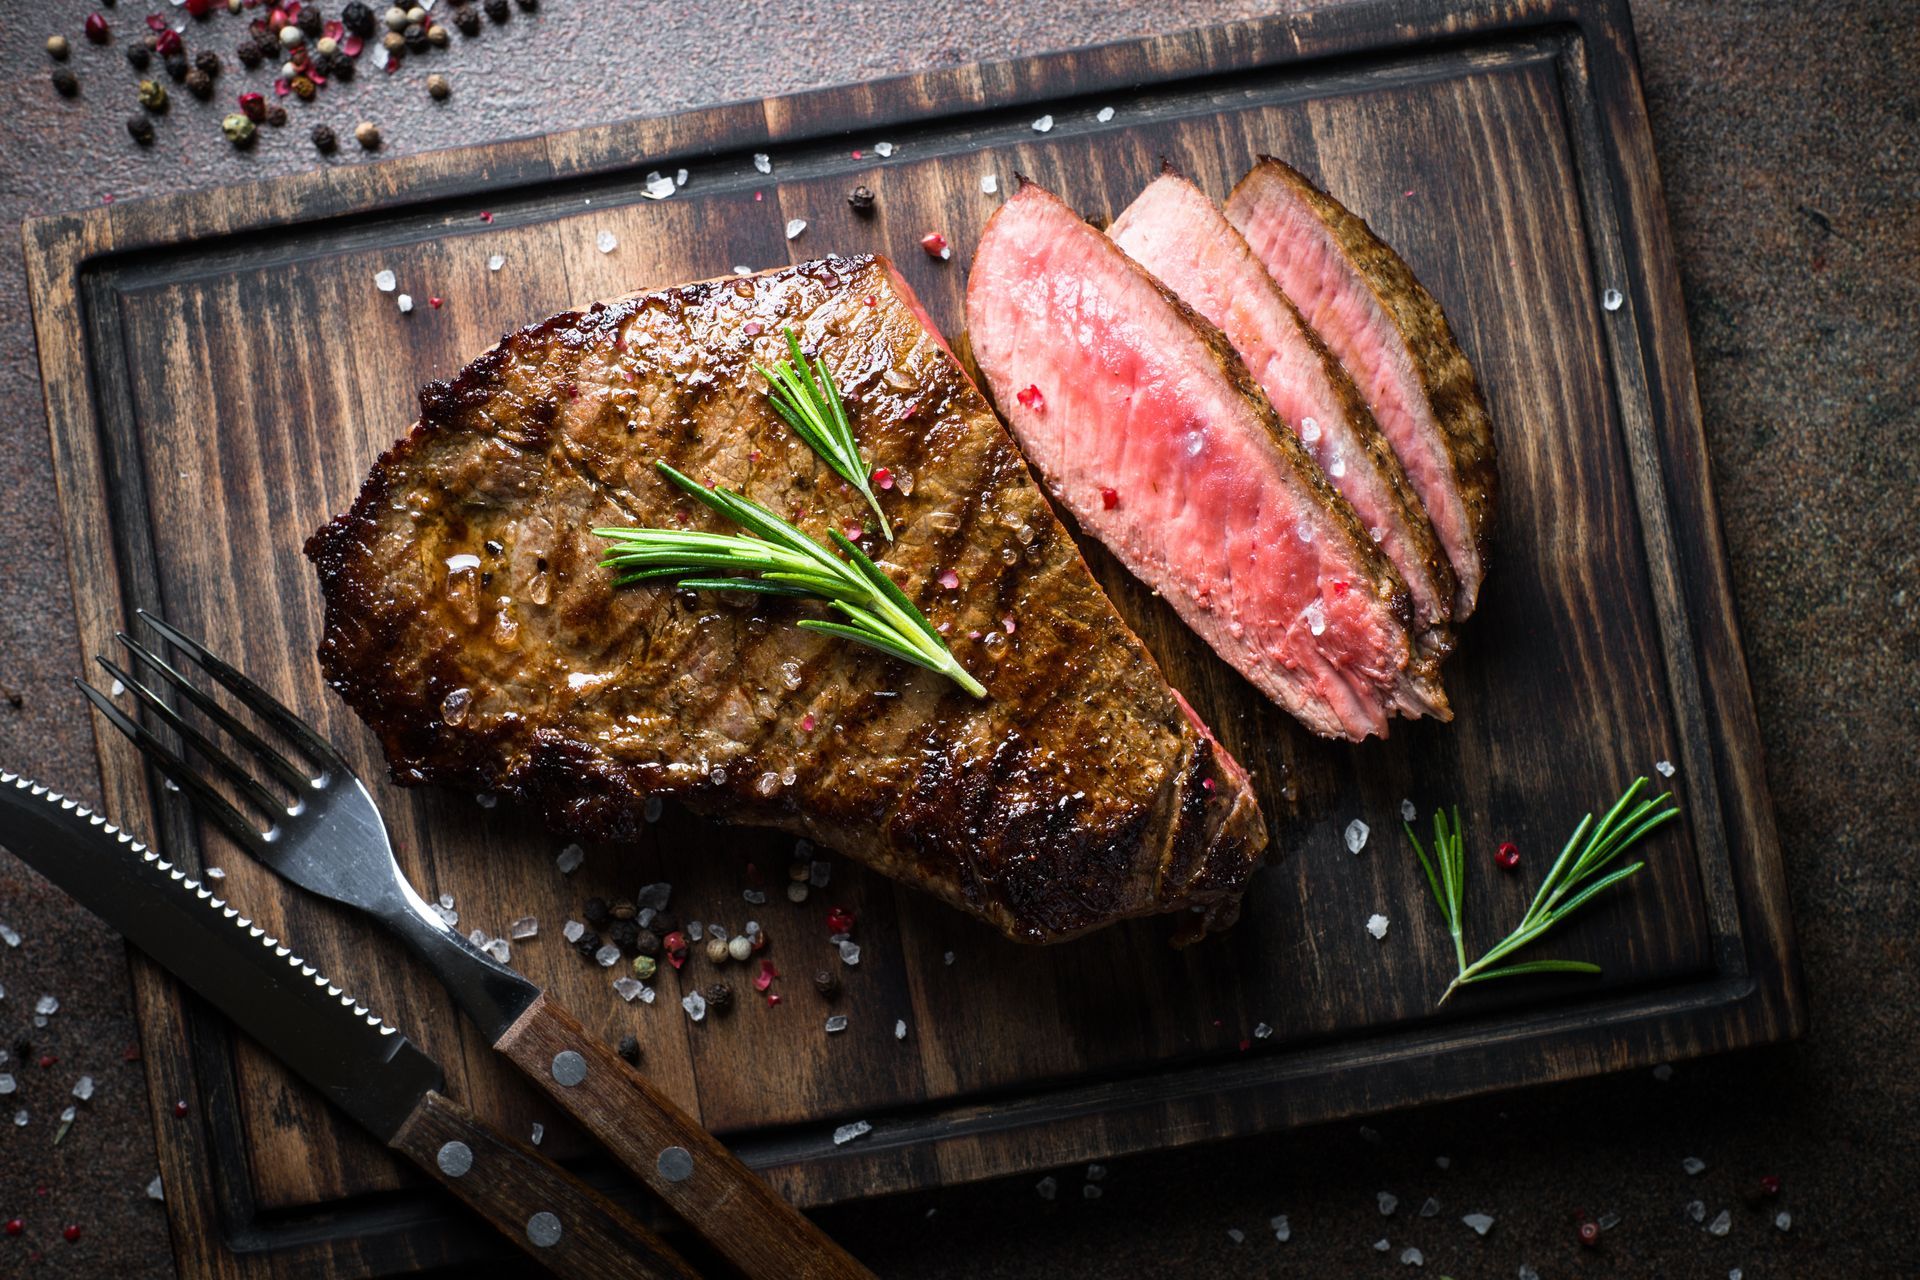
top-left (1110, 171), bottom-right (1457, 647)
top-left (966, 181), bottom-right (1447, 742)
top-left (1226, 158), bottom-right (1497, 617)
top-left (307, 254), bottom-right (1267, 943)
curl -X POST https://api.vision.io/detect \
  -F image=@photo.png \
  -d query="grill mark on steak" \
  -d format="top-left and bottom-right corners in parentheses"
top-left (965, 182), bottom-right (1448, 741)
top-left (1226, 158), bottom-right (1498, 618)
top-left (307, 254), bottom-right (1267, 943)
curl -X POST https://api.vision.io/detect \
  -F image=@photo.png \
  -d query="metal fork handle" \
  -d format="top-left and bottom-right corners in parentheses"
top-left (494, 994), bottom-right (873, 1280)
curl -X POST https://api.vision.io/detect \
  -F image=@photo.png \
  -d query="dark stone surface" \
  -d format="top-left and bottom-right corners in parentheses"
top-left (0, 1), bottom-right (1913, 1276)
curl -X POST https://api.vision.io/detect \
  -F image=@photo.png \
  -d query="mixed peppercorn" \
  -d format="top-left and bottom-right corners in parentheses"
top-left (43, 0), bottom-right (531, 155)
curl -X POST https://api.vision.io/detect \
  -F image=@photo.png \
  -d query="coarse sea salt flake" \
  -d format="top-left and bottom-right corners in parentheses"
top-left (752, 152), bottom-right (772, 174)
top-left (0, 1075), bottom-right (14, 1095)
top-left (396, 294), bottom-right (414, 313)
top-left (147, 1174), bottom-right (164, 1202)
top-left (676, 169), bottom-right (688, 187)
top-left (833, 1120), bottom-right (872, 1145)
top-left (1036, 1176), bottom-right (1057, 1200)
top-left (486, 938), bottom-right (510, 963)
top-left (1419, 1197), bottom-right (1439, 1218)
top-left (1367, 913), bottom-right (1390, 940)
top-left (1374, 1238), bottom-right (1391, 1253)
top-left (73, 1075), bottom-right (95, 1101)
top-left (530, 1122), bottom-right (544, 1146)
top-left (838, 940), bottom-right (861, 966)
top-left (556, 844), bottom-right (585, 874)
top-left (1401, 1247), bottom-right (1424, 1267)
top-left (488, 253), bottom-right (506, 272)
top-left (1687, 1199), bottom-right (1706, 1222)
top-left (374, 269), bottom-right (396, 292)
top-left (1708, 1208), bottom-right (1731, 1236)
top-left (509, 916), bottom-right (538, 940)
top-left (1775, 1211), bottom-right (1791, 1231)
top-left (1227, 1228), bottom-right (1245, 1244)
top-left (825, 1014), bottom-right (848, 1034)
top-left (1032, 114), bottom-right (1054, 133)
top-left (1378, 1191), bottom-right (1398, 1215)
top-left (597, 229), bottom-right (618, 252)
top-left (563, 920), bottom-right (585, 943)
top-left (1401, 799), bottom-right (1417, 822)
top-left (614, 977), bottom-right (645, 1002)
top-left (785, 219), bottom-right (808, 240)
top-left (594, 943), bottom-right (621, 967)
top-left (643, 172), bottom-right (675, 200)
top-left (35, 994), bottom-right (59, 1017)
top-left (1096, 106), bottom-right (1115, 123)
top-left (1272, 1214), bottom-right (1291, 1242)
top-left (1345, 818), bottom-right (1370, 853)
top-left (874, 141), bottom-right (895, 157)
top-left (682, 992), bottom-right (707, 1022)
top-left (733, 265), bottom-right (753, 276)
top-left (1684, 1156), bottom-right (1707, 1175)
top-left (1082, 1184), bottom-right (1103, 1200)
top-left (981, 174), bottom-right (998, 195)
top-left (894, 1019), bottom-right (907, 1040)
top-left (1657, 759), bottom-right (1676, 777)
top-left (1254, 1022), bottom-right (1273, 1039)
top-left (1463, 1212), bottom-right (1495, 1235)
top-left (1, 922), bottom-right (21, 948)
top-left (1603, 287), bottom-right (1624, 311)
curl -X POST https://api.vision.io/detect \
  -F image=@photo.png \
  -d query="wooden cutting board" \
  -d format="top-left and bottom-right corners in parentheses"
top-left (22, 0), bottom-right (1801, 1273)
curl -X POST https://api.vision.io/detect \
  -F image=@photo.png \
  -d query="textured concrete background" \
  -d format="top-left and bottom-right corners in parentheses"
top-left (0, 1), bottom-right (1914, 1276)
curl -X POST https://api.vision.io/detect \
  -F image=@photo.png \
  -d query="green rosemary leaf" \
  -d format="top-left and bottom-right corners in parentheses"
top-left (1417, 779), bottom-right (1677, 1006)
top-left (1458, 960), bottom-right (1602, 984)
top-left (757, 329), bottom-right (894, 540)
top-left (595, 463), bottom-right (984, 698)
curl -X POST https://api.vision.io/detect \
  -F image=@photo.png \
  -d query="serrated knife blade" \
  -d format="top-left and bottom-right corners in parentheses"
top-left (0, 770), bottom-right (441, 1141)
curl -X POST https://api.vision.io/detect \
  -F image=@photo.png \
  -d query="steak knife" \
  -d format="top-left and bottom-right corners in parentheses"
top-left (0, 771), bottom-right (697, 1280)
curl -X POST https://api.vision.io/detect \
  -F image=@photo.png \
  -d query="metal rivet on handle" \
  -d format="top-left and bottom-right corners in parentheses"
top-left (526, 1211), bottom-right (563, 1248)
top-left (657, 1146), bottom-right (694, 1183)
top-left (436, 1141), bottom-right (474, 1177)
top-left (550, 1049), bottom-right (588, 1087)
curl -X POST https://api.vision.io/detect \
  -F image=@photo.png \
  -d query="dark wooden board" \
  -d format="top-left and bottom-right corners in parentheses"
top-left (21, 0), bottom-right (1801, 1274)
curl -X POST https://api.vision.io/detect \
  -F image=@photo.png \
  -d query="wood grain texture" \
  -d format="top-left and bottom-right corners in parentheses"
top-left (388, 1089), bottom-right (698, 1280)
top-left (496, 995), bottom-right (873, 1279)
top-left (20, 0), bottom-right (1801, 1274)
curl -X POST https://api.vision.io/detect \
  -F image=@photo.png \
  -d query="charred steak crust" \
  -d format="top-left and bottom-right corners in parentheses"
top-left (1235, 157), bottom-right (1498, 609)
top-left (306, 254), bottom-right (1267, 943)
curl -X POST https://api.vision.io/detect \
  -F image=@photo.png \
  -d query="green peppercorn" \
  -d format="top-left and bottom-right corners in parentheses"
top-left (426, 72), bottom-right (449, 100)
top-left (311, 122), bottom-right (338, 153)
top-left (630, 954), bottom-right (657, 981)
top-left (194, 49), bottom-right (222, 77)
top-left (137, 79), bottom-right (168, 111)
top-left (813, 969), bottom-right (842, 1000)
top-left (126, 114), bottom-right (156, 146)
top-left (704, 981), bottom-right (734, 1013)
top-left (454, 6), bottom-right (480, 35)
top-left (185, 68), bottom-right (212, 100)
top-left (222, 113), bottom-right (257, 147)
top-left (47, 35), bottom-right (71, 61)
top-left (616, 1034), bottom-right (641, 1065)
top-left (51, 67), bottom-right (79, 98)
top-left (290, 74), bottom-right (315, 100)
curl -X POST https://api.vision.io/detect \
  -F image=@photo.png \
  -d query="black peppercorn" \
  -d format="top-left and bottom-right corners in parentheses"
top-left (583, 896), bottom-right (610, 927)
top-left (51, 68), bottom-right (79, 98)
top-left (454, 6), bottom-right (480, 35)
top-left (184, 67), bottom-right (212, 99)
top-left (265, 103), bottom-right (288, 127)
top-left (126, 114), bottom-right (156, 146)
top-left (704, 982), bottom-right (734, 1013)
top-left (651, 912), bottom-right (680, 936)
top-left (516, 0), bottom-right (538, 10)
top-left (608, 919), bottom-right (639, 952)
top-left (633, 929), bottom-right (662, 958)
top-left (310, 49), bottom-right (337, 77)
top-left (164, 53), bottom-right (189, 83)
top-left (812, 969), bottom-right (842, 1000)
top-left (194, 49), bottom-right (221, 76)
top-left (341, 1), bottom-right (375, 37)
top-left (484, 0), bottom-right (510, 21)
top-left (616, 1034), bottom-right (641, 1065)
top-left (297, 7), bottom-right (323, 37)
top-left (126, 43), bottom-right (151, 70)
top-left (847, 185), bottom-right (876, 215)
top-left (571, 928), bottom-right (602, 958)
top-left (403, 22), bottom-right (428, 50)
top-left (311, 122), bottom-right (337, 152)
top-left (234, 37), bottom-right (261, 68)
top-left (329, 55), bottom-right (355, 82)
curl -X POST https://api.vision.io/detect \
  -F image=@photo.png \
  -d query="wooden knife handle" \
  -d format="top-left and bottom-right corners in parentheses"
top-left (391, 1088), bottom-right (700, 1280)
top-left (497, 993), bottom-right (873, 1280)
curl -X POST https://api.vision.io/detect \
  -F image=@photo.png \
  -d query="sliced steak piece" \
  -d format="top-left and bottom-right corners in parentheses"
top-left (307, 253), bottom-right (1267, 944)
top-left (966, 181), bottom-right (1448, 742)
top-left (1226, 157), bottom-right (1497, 618)
top-left (1110, 170), bottom-right (1457, 645)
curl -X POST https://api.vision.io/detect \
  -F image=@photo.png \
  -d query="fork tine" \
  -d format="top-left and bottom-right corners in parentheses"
top-left (136, 610), bottom-right (348, 776)
top-left (96, 655), bottom-right (291, 824)
top-left (114, 631), bottom-right (313, 796)
top-left (75, 677), bottom-right (267, 855)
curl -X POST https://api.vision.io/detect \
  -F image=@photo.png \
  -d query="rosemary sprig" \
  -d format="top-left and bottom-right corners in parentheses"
top-left (1406, 778), bottom-right (1678, 1006)
top-left (757, 328), bottom-right (893, 541)
top-left (594, 462), bottom-right (986, 698)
